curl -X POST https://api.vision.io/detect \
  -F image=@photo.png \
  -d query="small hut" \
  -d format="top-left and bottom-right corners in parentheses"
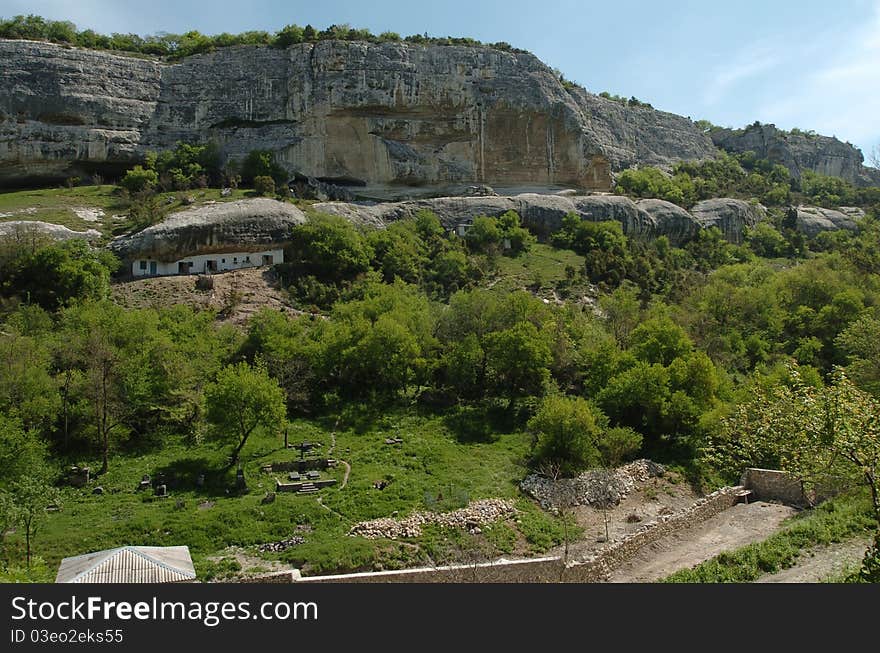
top-left (55, 545), bottom-right (196, 583)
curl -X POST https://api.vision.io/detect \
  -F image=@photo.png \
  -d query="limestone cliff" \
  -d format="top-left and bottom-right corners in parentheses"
top-left (0, 38), bottom-right (717, 194)
top-left (711, 123), bottom-right (880, 187)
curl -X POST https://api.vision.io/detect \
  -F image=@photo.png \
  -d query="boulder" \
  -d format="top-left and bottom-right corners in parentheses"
top-left (108, 198), bottom-right (307, 262)
top-left (789, 205), bottom-right (859, 238)
top-left (635, 199), bottom-right (701, 245)
top-left (690, 198), bottom-right (767, 243)
top-left (571, 195), bottom-right (656, 238)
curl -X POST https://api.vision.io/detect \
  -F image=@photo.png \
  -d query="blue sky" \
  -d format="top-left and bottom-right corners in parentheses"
top-left (4, 0), bottom-right (879, 159)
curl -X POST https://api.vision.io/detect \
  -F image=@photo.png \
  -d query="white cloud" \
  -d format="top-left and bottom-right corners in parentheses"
top-left (757, 1), bottom-right (880, 152)
top-left (703, 44), bottom-right (785, 106)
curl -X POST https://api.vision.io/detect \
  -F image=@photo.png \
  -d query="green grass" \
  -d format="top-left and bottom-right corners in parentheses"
top-left (2, 406), bottom-right (572, 578)
top-left (0, 185), bottom-right (254, 239)
top-left (488, 244), bottom-right (588, 296)
top-left (662, 494), bottom-right (877, 583)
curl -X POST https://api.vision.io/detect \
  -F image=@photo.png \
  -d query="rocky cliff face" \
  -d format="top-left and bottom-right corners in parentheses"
top-left (711, 123), bottom-right (880, 187)
top-left (0, 39), bottom-right (717, 194)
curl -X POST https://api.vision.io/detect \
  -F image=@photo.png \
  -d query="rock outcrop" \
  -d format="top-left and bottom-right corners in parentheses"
top-left (690, 198), bottom-right (766, 243)
top-left (108, 198), bottom-right (307, 261)
top-left (0, 220), bottom-right (102, 243)
top-left (787, 205), bottom-right (859, 238)
top-left (711, 123), bottom-right (880, 187)
top-left (314, 193), bottom-right (770, 245)
top-left (0, 38), bottom-right (717, 193)
top-left (635, 199), bottom-right (701, 244)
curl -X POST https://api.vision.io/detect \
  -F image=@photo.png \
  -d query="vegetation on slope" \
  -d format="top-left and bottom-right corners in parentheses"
top-left (2, 149), bottom-right (880, 580)
top-left (0, 14), bottom-right (528, 60)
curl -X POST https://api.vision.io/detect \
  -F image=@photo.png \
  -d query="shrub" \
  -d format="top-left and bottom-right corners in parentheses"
top-left (253, 176), bottom-right (276, 196)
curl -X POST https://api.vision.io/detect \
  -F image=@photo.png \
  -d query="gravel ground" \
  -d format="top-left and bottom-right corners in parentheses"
top-left (606, 502), bottom-right (797, 583)
top-left (755, 537), bottom-right (871, 583)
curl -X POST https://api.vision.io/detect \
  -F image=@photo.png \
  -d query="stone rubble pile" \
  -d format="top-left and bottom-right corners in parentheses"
top-left (349, 498), bottom-right (516, 540)
top-left (520, 459), bottom-right (665, 510)
top-left (257, 535), bottom-right (305, 553)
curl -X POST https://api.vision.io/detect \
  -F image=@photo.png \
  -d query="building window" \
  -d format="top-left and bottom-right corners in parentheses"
top-left (139, 260), bottom-right (147, 270)
top-left (222, 258), bottom-right (226, 263)
top-left (245, 255), bottom-right (250, 262)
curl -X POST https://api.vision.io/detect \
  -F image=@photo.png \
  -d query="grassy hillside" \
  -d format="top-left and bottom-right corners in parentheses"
top-left (3, 407), bottom-right (569, 581)
top-left (0, 185), bottom-right (253, 239)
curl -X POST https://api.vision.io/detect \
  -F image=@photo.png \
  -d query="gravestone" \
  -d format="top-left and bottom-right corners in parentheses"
top-left (138, 474), bottom-right (151, 492)
top-left (92, 486), bottom-right (104, 495)
top-left (68, 466), bottom-right (90, 488)
top-left (155, 484), bottom-right (167, 498)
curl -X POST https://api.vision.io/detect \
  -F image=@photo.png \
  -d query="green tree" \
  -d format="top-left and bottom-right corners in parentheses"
top-left (530, 395), bottom-right (604, 475)
top-left (11, 476), bottom-right (60, 569)
top-left (836, 315), bottom-right (880, 397)
top-left (119, 165), bottom-right (158, 193)
top-left (241, 150), bottom-right (288, 186)
top-left (2, 240), bottom-right (118, 311)
top-left (484, 322), bottom-right (552, 405)
top-left (0, 415), bottom-right (46, 488)
top-left (205, 362), bottom-right (286, 467)
top-left (629, 315), bottom-right (694, 366)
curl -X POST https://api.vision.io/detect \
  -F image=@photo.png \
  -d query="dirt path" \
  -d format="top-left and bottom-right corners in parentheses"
top-left (755, 537), bottom-right (870, 583)
top-left (338, 460), bottom-right (351, 489)
top-left (606, 502), bottom-right (796, 583)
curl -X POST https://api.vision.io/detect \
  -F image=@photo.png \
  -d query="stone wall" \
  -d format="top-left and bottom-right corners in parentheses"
top-left (562, 486), bottom-right (740, 581)
top-left (249, 486), bottom-right (741, 583)
top-left (740, 468), bottom-right (812, 506)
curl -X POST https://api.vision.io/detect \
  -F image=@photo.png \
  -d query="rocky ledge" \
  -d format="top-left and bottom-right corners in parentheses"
top-left (0, 220), bottom-right (102, 242)
top-left (315, 193), bottom-right (773, 245)
top-left (107, 198), bottom-right (307, 262)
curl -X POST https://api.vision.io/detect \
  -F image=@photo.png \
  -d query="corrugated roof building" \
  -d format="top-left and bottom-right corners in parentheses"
top-left (55, 546), bottom-right (196, 583)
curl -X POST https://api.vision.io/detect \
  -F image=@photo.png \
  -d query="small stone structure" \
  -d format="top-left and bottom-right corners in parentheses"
top-left (67, 466), bottom-right (90, 488)
top-left (740, 468), bottom-right (817, 507)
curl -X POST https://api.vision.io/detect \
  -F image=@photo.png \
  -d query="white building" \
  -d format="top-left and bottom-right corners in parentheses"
top-left (130, 248), bottom-right (284, 277)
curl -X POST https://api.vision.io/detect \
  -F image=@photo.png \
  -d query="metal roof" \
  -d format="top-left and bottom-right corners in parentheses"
top-left (55, 546), bottom-right (196, 583)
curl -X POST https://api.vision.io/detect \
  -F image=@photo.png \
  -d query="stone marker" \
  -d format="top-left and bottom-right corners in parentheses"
top-left (92, 486), bottom-right (103, 495)
top-left (155, 484), bottom-right (167, 497)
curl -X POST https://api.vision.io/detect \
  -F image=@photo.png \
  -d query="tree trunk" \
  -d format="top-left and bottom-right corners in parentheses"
top-left (25, 519), bottom-right (31, 570)
top-left (226, 432), bottom-right (252, 470)
top-left (99, 427), bottom-right (109, 476)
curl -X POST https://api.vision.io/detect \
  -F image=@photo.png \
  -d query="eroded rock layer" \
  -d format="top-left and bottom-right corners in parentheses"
top-left (0, 39), bottom-right (717, 193)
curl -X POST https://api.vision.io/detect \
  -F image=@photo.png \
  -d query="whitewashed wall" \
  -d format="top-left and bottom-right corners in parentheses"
top-left (130, 248), bottom-right (284, 277)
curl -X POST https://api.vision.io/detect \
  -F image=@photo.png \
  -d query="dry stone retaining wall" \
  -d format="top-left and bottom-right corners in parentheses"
top-left (740, 468), bottom-right (813, 506)
top-left (251, 486), bottom-right (741, 583)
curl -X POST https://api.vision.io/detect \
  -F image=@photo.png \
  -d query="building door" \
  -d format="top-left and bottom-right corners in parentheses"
top-left (262, 254), bottom-right (273, 265)
top-left (149, 261), bottom-right (157, 275)
top-left (206, 260), bottom-right (217, 273)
